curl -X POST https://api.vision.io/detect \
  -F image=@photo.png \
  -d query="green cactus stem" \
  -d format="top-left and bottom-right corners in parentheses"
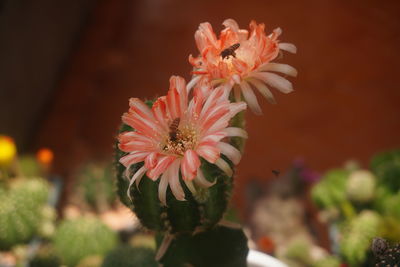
top-left (158, 225), bottom-right (248, 267)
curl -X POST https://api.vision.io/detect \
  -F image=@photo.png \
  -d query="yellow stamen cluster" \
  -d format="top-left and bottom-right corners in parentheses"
top-left (163, 125), bottom-right (198, 156)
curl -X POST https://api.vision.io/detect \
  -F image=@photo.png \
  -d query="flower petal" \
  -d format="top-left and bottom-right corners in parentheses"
top-left (223, 127), bottom-right (248, 139)
top-left (197, 144), bottom-right (220, 163)
top-left (215, 158), bottom-right (233, 177)
top-left (184, 179), bottom-right (196, 194)
top-left (240, 80), bottom-right (262, 115)
top-left (217, 142), bottom-right (242, 165)
top-left (247, 78), bottom-right (276, 104)
top-left (181, 150), bottom-right (201, 181)
top-left (119, 152), bottom-right (149, 167)
top-left (258, 63), bottom-right (298, 77)
top-left (152, 96), bottom-right (170, 131)
top-left (147, 155), bottom-right (176, 181)
top-left (145, 152), bottom-right (158, 169)
top-left (195, 168), bottom-right (216, 188)
top-left (186, 75), bottom-right (202, 93)
top-left (279, 43), bottom-right (297, 54)
top-left (249, 72), bottom-right (293, 94)
top-left (168, 160), bottom-right (185, 201)
top-left (127, 166), bottom-right (147, 200)
top-left (158, 170), bottom-right (170, 206)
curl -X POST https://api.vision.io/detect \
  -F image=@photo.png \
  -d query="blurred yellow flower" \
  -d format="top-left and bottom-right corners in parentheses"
top-left (0, 136), bottom-right (16, 166)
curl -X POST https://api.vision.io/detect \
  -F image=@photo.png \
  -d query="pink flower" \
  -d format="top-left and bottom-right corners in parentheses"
top-left (188, 19), bottom-right (297, 114)
top-left (118, 76), bottom-right (247, 205)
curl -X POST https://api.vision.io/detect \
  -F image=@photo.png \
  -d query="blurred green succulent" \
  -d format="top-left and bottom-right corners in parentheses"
top-left (370, 149), bottom-right (400, 192)
top-left (53, 217), bottom-right (117, 267)
top-left (75, 162), bottom-right (116, 212)
top-left (340, 210), bottom-right (382, 266)
top-left (0, 178), bottom-right (51, 250)
top-left (346, 170), bottom-right (376, 203)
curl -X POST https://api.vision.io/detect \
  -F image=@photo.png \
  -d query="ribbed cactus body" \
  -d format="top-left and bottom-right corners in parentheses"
top-left (115, 123), bottom-right (235, 234)
top-left (53, 217), bottom-right (117, 267)
top-left (101, 246), bottom-right (157, 267)
top-left (0, 178), bottom-right (50, 250)
top-left (340, 210), bottom-right (382, 266)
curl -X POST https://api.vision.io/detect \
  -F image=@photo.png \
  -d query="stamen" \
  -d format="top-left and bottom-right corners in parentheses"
top-left (163, 124), bottom-right (198, 156)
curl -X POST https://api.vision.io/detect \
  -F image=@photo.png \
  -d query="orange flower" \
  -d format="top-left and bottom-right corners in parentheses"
top-left (118, 76), bottom-right (247, 205)
top-left (188, 19), bottom-right (297, 114)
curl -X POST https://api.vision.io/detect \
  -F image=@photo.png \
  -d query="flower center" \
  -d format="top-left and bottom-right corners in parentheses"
top-left (163, 124), bottom-right (198, 156)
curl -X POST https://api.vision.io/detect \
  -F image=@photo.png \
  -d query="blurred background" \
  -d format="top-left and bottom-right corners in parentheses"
top-left (1, 0), bottom-right (400, 266)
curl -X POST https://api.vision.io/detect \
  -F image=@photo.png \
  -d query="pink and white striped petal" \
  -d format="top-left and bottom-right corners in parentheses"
top-left (217, 142), bottom-right (242, 165)
top-left (223, 127), bottom-right (248, 139)
top-left (168, 160), bottom-right (185, 201)
top-left (147, 155), bottom-right (176, 181)
top-left (127, 166), bottom-right (147, 200)
top-left (249, 72), bottom-right (293, 94)
top-left (196, 144), bottom-right (220, 163)
top-left (181, 150), bottom-right (201, 181)
top-left (240, 80), bottom-right (262, 115)
top-left (279, 43), bottom-right (297, 54)
top-left (194, 168), bottom-right (216, 188)
top-left (258, 63), bottom-right (298, 77)
top-left (247, 78), bottom-right (276, 104)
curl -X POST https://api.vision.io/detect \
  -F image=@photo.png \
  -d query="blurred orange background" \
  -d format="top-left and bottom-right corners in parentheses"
top-left (1, 0), bottom-right (399, 211)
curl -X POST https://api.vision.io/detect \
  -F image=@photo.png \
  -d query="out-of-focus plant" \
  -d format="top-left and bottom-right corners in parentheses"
top-left (0, 178), bottom-right (54, 250)
top-left (311, 149), bottom-right (400, 266)
top-left (73, 162), bottom-right (116, 212)
top-left (53, 216), bottom-right (117, 267)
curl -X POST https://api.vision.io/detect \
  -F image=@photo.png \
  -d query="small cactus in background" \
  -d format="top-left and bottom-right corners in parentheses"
top-left (0, 178), bottom-right (51, 250)
top-left (346, 170), bottom-right (376, 203)
top-left (311, 169), bottom-right (349, 209)
top-left (312, 256), bottom-right (341, 267)
top-left (101, 246), bottom-right (158, 267)
top-left (74, 162), bottom-right (116, 212)
top-left (53, 217), bottom-right (117, 267)
top-left (340, 210), bottom-right (382, 266)
top-left (370, 149), bottom-right (400, 192)
top-left (372, 238), bottom-right (400, 266)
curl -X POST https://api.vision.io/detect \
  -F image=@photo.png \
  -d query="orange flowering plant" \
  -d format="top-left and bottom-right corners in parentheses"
top-left (115, 18), bottom-right (296, 264)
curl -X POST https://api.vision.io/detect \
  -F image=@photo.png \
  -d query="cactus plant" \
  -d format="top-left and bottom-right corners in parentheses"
top-left (53, 217), bottom-right (117, 267)
top-left (113, 17), bottom-right (297, 266)
top-left (312, 256), bottom-right (341, 267)
top-left (311, 169), bottom-right (349, 209)
top-left (346, 170), bottom-right (376, 203)
top-left (75, 162), bottom-right (116, 212)
top-left (115, 89), bottom-right (242, 235)
top-left (102, 246), bottom-right (157, 267)
top-left (0, 178), bottom-right (51, 250)
top-left (370, 149), bottom-right (400, 192)
top-left (340, 210), bottom-right (382, 266)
